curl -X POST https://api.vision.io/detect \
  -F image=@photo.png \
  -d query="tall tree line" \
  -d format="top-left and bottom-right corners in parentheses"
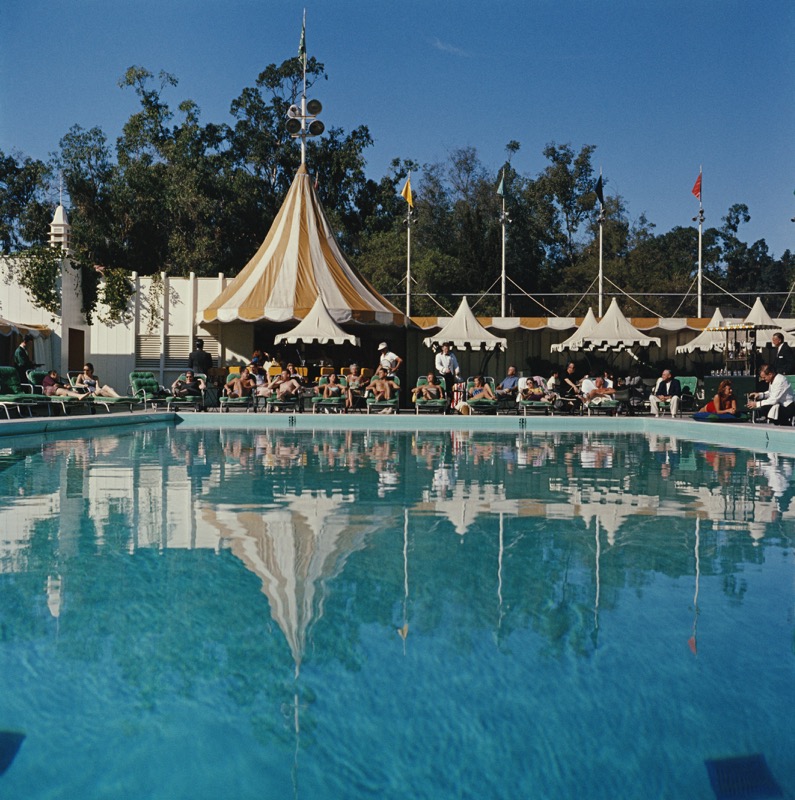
top-left (1, 57), bottom-right (792, 318)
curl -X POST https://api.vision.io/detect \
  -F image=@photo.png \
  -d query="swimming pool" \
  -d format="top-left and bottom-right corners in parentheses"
top-left (0, 424), bottom-right (792, 798)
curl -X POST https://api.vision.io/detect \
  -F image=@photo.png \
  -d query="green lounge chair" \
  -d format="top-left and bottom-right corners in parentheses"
top-left (219, 373), bottom-right (254, 413)
top-left (312, 375), bottom-right (348, 413)
top-left (463, 377), bottom-right (498, 415)
top-left (413, 376), bottom-right (447, 414)
top-left (166, 373), bottom-right (207, 412)
top-left (129, 371), bottom-right (170, 411)
top-left (0, 366), bottom-right (41, 417)
top-left (366, 375), bottom-right (400, 414)
top-left (517, 377), bottom-right (553, 416)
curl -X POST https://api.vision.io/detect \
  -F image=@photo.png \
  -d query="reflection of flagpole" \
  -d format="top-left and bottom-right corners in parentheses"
top-left (398, 508), bottom-right (410, 652)
top-left (593, 518), bottom-right (601, 638)
top-left (688, 517), bottom-right (700, 656)
top-left (291, 691), bottom-right (301, 800)
top-left (497, 512), bottom-right (504, 633)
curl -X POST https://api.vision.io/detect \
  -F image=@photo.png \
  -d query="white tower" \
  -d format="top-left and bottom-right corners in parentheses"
top-left (49, 204), bottom-right (72, 254)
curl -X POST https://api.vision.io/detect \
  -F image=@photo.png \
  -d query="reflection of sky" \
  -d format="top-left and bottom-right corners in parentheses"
top-left (0, 427), bottom-right (792, 798)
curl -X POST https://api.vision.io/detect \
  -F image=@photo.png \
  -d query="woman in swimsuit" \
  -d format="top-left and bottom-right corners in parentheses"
top-left (75, 363), bottom-right (122, 397)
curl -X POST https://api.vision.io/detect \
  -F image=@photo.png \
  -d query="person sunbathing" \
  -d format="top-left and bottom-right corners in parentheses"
top-left (323, 373), bottom-right (344, 398)
top-left (345, 363), bottom-right (365, 408)
top-left (76, 363), bottom-right (122, 397)
top-left (269, 370), bottom-right (302, 400)
top-left (42, 370), bottom-right (84, 398)
top-left (468, 375), bottom-right (496, 401)
top-left (700, 379), bottom-right (738, 416)
top-left (413, 373), bottom-right (444, 401)
top-left (584, 376), bottom-right (615, 404)
top-left (225, 368), bottom-right (254, 398)
top-left (172, 370), bottom-right (205, 398)
top-left (368, 367), bottom-right (399, 401)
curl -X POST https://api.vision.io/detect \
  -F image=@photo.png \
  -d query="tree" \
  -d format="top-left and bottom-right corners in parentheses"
top-left (0, 150), bottom-right (51, 252)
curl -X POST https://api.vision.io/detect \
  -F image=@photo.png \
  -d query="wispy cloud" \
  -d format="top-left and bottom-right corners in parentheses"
top-left (430, 38), bottom-right (470, 58)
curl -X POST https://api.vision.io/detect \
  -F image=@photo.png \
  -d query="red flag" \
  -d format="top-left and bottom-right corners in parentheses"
top-left (692, 173), bottom-right (702, 202)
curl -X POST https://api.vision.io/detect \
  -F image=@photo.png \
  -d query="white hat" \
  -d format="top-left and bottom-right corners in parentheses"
top-left (378, 342), bottom-right (388, 350)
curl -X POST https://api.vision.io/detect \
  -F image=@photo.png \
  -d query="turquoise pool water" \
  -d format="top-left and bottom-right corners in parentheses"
top-left (0, 425), bottom-right (792, 799)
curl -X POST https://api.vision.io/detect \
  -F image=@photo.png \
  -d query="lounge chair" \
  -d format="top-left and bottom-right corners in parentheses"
top-left (366, 376), bottom-right (400, 414)
top-left (129, 371), bottom-right (171, 411)
top-left (165, 373), bottom-right (207, 412)
top-left (219, 374), bottom-right (254, 413)
top-left (0, 367), bottom-right (42, 417)
top-left (312, 376), bottom-right (348, 413)
top-left (26, 369), bottom-right (83, 415)
top-left (517, 377), bottom-right (553, 416)
top-left (463, 377), bottom-right (498, 415)
top-left (413, 376), bottom-right (447, 414)
top-left (67, 373), bottom-right (139, 413)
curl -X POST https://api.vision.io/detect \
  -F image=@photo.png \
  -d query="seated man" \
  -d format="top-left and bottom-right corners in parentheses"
top-left (268, 370), bottom-right (302, 400)
top-left (748, 364), bottom-right (795, 425)
top-left (649, 369), bottom-right (682, 417)
top-left (584, 376), bottom-right (615, 405)
top-left (496, 366), bottom-right (519, 399)
top-left (172, 370), bottom-right (205, 398)
top-left (413, 373), bottom-right (444, 402)
top-left (368, 367), bottom-right (399, 401)
top-left (225, 368), bottom-right (254, 398)
top-left (247, 363), bottom-right (269, 396)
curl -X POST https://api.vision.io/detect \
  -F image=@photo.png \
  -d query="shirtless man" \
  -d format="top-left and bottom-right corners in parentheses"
top-left (268, 370), bottom-right (302, 400)
top-left (368, 367), bottom-right (399, 401)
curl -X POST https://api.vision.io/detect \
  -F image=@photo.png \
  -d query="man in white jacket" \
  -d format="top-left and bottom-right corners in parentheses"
top-left (748, 364), bottom-right (795, 425)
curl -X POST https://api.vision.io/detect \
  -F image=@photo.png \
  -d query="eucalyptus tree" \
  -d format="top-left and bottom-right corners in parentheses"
top-left (0, 149), bottom-right (52, 252)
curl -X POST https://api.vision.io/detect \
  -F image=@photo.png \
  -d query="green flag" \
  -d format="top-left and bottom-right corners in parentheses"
top-left (497, 171), bottom-right (505, 197)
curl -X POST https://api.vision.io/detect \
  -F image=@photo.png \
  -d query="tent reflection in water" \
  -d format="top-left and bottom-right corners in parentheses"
top-left (205, 493), bottom-right (376, 675)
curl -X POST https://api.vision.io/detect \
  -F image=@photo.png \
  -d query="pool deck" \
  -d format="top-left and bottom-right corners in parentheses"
top-left (2, 408), bottom-right (795, 455)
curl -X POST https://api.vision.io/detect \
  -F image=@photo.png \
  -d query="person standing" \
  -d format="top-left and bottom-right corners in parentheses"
top-left (13, 334), bottom-right (40, 384)
top-left (188, 339), bottom-right (213, 375)
top-left (770, 332), bottom-right (794, 375)
top-left (377, 342), bottom-right (402, 376)
top-left (434, 342), bottom-right (460, 400)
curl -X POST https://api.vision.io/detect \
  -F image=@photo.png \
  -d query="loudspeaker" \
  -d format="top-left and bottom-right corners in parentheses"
top-left (286, 118), bottom-right (301, 135)
top-left (308, 120), bottom-right (325, 136)
top-left (306, 99), bottom-right (322, 116)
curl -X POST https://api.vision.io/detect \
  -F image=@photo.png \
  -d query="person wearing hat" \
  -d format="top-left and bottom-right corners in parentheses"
top-left (13, 334), bottom-right (42, 384)
top-left (377, 342), bottom-right (402, 376)
top-left (188, 338), bottom-right (213, 375)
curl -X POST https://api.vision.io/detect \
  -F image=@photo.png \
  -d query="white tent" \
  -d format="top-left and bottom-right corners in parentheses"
top-left (273, 295), bottom-right (360, 346)
top-left (422, 297), bottom-right (507, 351)
top-left (550, 308), bottom-right (600, 353)
top-left (676, 308), bottom-right (727, 354)
top-left (743, 297), bottom-right (779, 330)
top-left (201, 164), bottom-right (404, 326)
top-left (580, 298), bottom-right (661, 352)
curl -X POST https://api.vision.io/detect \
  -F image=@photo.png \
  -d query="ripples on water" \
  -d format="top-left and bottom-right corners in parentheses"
top-left (0, 427), bottom-right (792, 799)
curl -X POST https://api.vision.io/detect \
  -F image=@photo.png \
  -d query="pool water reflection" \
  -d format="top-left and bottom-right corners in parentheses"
top-left (0, 427), bottom-right (792, 799)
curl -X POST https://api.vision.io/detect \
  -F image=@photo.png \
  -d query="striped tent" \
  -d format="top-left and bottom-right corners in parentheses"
top-left (201, 164), bottom-right (404, 326)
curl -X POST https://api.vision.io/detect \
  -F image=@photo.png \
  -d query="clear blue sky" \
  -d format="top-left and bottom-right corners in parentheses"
top-left (2, 0), bottom-right (793, 257)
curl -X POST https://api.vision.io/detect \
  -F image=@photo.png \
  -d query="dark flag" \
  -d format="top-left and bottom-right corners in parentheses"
top-left (594, 175), bottom-right (605, 206)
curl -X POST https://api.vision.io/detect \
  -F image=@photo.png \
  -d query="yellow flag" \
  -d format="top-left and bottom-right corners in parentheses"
top-left (401, 177), bottom-right (413, 208)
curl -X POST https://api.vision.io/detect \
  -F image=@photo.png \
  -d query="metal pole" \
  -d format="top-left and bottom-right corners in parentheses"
top-left (501, 195), bottom-right (506, 317)
top-left (405, 213), bottom-right (411, 323)
top-left (598, 217), bottom-right (604, 317)
top-left (697, 209), bottom-right (703, 317)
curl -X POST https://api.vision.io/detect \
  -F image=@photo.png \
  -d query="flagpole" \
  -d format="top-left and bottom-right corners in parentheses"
top-left (401, 173), bottom-right (414, 325)
top-left (300, 9), bottom-right (307, 166)
top-left (497, 170), bottom-right (509, 317)
top-left (597, 169), bottom-right (604, 317)
top-left (406, 209), bottom-right (412, 322)
top-left (693, 167), bottom-right (704, 318)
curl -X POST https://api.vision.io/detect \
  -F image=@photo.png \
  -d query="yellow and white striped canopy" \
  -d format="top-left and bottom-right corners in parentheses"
top-left (202, 164), bottom-right (404, 326)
